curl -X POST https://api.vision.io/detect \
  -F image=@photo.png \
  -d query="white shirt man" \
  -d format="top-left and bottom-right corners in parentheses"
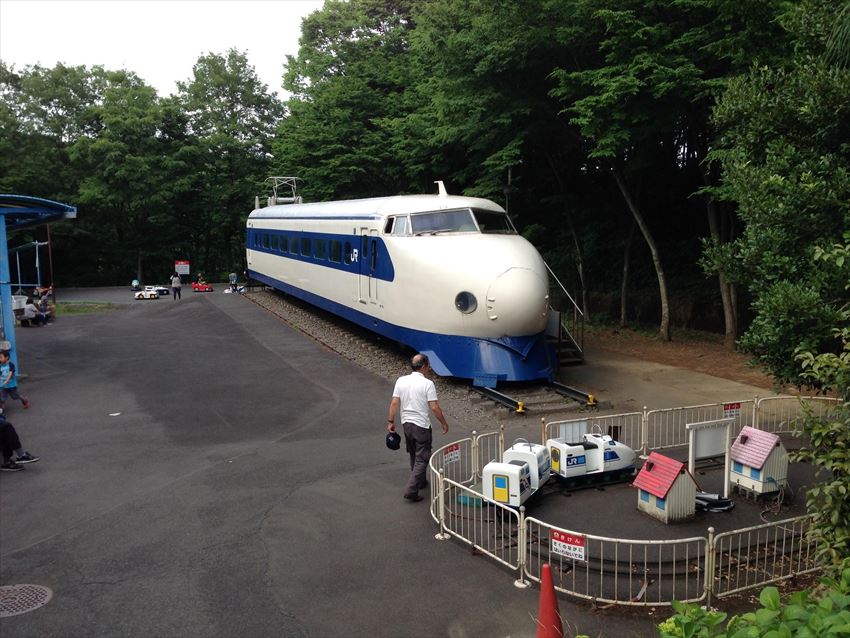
top-left (387, 354), bottom-right (449, 502)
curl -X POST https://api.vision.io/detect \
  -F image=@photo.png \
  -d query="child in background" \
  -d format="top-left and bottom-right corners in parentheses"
top-left (0, 351), bottom-right (30, 410)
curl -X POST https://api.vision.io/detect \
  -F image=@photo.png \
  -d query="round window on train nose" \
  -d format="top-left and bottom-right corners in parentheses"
top-left (455, 292), bottom-right (477, 314)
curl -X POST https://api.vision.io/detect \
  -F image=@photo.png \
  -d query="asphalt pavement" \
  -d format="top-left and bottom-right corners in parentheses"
top-left (0, 288), bottom-right (777, 638)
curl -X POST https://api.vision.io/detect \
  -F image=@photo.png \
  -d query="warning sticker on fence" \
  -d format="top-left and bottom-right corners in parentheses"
top-left (551, 529), bottom-right (586, 561)
top-left (443, 443), bottom-right (460, 464)
top-left (723, 402), bottom-right (741, 419)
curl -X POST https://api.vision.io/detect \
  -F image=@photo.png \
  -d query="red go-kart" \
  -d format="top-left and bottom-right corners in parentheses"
top-left (192, 281), bottom-right (214, 292)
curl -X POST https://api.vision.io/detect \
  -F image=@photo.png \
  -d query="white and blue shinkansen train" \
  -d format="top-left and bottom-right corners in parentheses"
top-left (245, 184), bottom-right (556, 387)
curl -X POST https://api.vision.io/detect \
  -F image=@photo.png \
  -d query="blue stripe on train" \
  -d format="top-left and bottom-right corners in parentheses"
top-left (247, 228), bottom-right (395, 281)
top-left (248, 269), bottom-right (555, 387)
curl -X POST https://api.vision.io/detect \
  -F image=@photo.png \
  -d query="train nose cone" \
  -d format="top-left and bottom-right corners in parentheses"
top-left (486, 267), bottom-right (549, 334)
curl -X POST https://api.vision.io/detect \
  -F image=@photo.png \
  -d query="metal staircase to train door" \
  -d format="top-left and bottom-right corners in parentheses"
top-left (544, 263), bottom-right (584, 369)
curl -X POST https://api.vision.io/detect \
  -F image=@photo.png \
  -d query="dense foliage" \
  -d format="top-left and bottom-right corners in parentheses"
top-left (1, 0), bottom-right (848, 386)
top-left (658, 571), bottom-right (850, 637)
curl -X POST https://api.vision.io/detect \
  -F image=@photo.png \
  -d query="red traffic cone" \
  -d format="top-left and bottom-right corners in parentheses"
top-left (536, 563), bottom-right (563, 638)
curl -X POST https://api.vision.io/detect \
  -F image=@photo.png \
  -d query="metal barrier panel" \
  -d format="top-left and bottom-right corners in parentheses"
top-left (429, 438), bottom-right (474, 522)
top-left (646, 401), bottom-right (755, 452)
top-left (440, 477), bottom-right (522, 570)
top-left (755, 396), bottom-right (841, 435)
top-left (525, 517), bottom-right (707, 606)
top-left (545, 413), bottom-right (644, 454)
top-left (474, 431), bottom-right (503, 479)
top-left (712, 516), bottom-right (819, 598)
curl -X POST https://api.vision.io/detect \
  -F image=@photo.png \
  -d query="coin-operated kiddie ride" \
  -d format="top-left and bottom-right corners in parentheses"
top-left (483, 431), bottom-right (637, 507)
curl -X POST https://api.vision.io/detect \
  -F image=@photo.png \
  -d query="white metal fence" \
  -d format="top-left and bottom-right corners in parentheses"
top-left (541, 396), bottom-right (840, 457)
top-left (427, 396), bottom-right (840, 607)
top-left (709, 516), bottom-right (820, 605)
top-left (525, 516), bottom-right (708, 606)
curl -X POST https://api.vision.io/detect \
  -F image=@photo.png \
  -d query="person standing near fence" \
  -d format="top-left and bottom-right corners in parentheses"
top-left (387, 353), bottom-right (449, 502)
top-left (170, 273), bottom-right (182, 300)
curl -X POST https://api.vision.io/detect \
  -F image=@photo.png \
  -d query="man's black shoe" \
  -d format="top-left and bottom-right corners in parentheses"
top-left (403, 494), bottom-right (424, 502)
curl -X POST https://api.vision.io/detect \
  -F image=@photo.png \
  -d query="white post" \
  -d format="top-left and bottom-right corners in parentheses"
top-left (723, 422), bottom-right (731, 499)
top-left (435, 469), bottom-right (450, 541)
top-left (514, 506), bottom-right (530, 588)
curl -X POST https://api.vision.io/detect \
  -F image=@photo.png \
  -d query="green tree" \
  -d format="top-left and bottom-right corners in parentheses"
top-left (178, 49), bottom-right (282, 276)
top-left (69, 69), bottom-right (173, 284)
top-left (710, 0), bottom-right (850, 384)
top-left (274, 0), bottom-right (415, 201)
top-left (549, 0), bottom-right (788, 343)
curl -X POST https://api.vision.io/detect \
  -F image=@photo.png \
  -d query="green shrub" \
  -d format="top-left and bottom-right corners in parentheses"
top-left (658, 568), bottom-right (850, 637)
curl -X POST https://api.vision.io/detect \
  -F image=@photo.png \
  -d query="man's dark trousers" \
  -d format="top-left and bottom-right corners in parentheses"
top-left (403, 422), bottom-right (432, 497)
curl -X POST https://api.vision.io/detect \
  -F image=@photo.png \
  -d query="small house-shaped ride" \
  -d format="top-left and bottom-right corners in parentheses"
top-left (730, 426), bottom-right (788, 496)
top-left (633, 452), bottom-right (698, 524)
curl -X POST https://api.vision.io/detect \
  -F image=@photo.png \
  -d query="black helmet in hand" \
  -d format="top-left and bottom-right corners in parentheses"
top-left (386, 431), bottom-right (401, 450)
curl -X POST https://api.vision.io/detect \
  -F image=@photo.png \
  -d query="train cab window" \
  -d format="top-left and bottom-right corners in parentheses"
top-left (386, 216), bottom-right (410, 236)
top-left (329, 240), bottom-right (342, 263)
top-left (300, 237), bottom-right (312, 257)
top-left (410, 209), bottom-right (476, 235)
top-left (343, 241), bottom-right (354, 265)
top-left (290, 236), bottom-right (299, 254)
top-left (315, 239), bottom-right (328, 260)
top-left (472, 209), bottom-right (516, 234)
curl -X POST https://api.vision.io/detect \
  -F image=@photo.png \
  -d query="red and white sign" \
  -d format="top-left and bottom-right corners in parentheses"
top-left (175, 260), bottom-right (191, 275)
top-left (443, 443), bottom-right (460, 464)
top-left (551, 529), bottom-right (586, 561)
top-left (723, 402), bottom-right (741, 419)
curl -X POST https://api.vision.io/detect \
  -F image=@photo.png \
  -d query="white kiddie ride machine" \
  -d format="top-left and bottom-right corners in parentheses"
top-left (483, 430), bottom-right (637, 507)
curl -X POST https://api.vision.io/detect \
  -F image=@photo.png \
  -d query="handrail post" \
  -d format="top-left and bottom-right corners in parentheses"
top-left (705, 526), bottom-right (715, 609)
top-left (471, 430), bottom-right (479, 480)
top-left (499, 424), bottom-right (505, 459)
top-left (641, 406), bottom-right (649, 458)
top-left (435, 469), bottom-right (450, 541)
top-left (514, 505), bottom-right (530, 588)
top-left (540, 417), bottom-right (546, 446)
top-left (753, 395), bottom-right (760, 429)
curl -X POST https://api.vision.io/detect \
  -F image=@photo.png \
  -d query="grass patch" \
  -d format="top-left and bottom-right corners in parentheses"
top-left (55, 302), bottom-right (120, 315)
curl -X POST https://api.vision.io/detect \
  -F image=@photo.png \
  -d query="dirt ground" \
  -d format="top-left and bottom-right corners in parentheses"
top-left (584, 325), bottom-right (779, 391)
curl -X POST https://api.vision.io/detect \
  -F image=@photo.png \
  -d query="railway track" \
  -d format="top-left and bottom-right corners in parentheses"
top-left (244, 288), bottom-right (601, 422)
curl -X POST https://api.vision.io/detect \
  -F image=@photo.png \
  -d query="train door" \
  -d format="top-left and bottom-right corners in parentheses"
top-left (358, 228), bottom-right (379, 305)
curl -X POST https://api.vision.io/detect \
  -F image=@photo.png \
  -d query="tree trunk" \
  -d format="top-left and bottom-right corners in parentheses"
top-left (610, 163), bottom-right (671, 341)
top-left (564, 210), bottom-right (589, 320)
top-left (700, 163), bottom-right (737, 349)
top-left (136, 250), bottom-right (143, 285)
top-left (620, 221), bottom-right (636, 328)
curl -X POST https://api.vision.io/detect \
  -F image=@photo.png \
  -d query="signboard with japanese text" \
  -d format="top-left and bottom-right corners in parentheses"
top-left (551, 529), bottom-right (586, 561)
top-left (443, 443), bottom-right (460, 464)
top-left (175, 260), bottom-right (191, 275)
top-left (723, 402), bottom-right (741, 419)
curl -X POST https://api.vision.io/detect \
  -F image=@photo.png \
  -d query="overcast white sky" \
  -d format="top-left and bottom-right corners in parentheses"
top-left (0, 0), bottom-right (325, 97)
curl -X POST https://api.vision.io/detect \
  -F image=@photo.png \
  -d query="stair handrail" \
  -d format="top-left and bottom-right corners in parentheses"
top-left (544, 261), bottom-right (584, 357)
top-left (544, 262), bottom-right (583, 318)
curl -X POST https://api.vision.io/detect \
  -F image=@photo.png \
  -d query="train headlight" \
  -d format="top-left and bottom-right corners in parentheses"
top-left (455, 292), bottom-right (478, 314)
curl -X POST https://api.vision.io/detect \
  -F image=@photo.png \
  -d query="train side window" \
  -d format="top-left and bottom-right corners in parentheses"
top-left (290, 236), bottom-right (299, 254)
top-left (370, 239), bottom-right (377, 271)
top-left (344, 241), bottom-right (353, 264)
top-left (315, 239), bottom-right (327, 260)
top-left (263, 233), bottom-right (270, 249)
top-left (271, 235), bottom-right (279, 251)
top-left (301, 237), bottom-right (312, 256)
top-left (329, 240), bottom-right (342, 263)
top-left (391, 216), bottom-right (409, 236)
